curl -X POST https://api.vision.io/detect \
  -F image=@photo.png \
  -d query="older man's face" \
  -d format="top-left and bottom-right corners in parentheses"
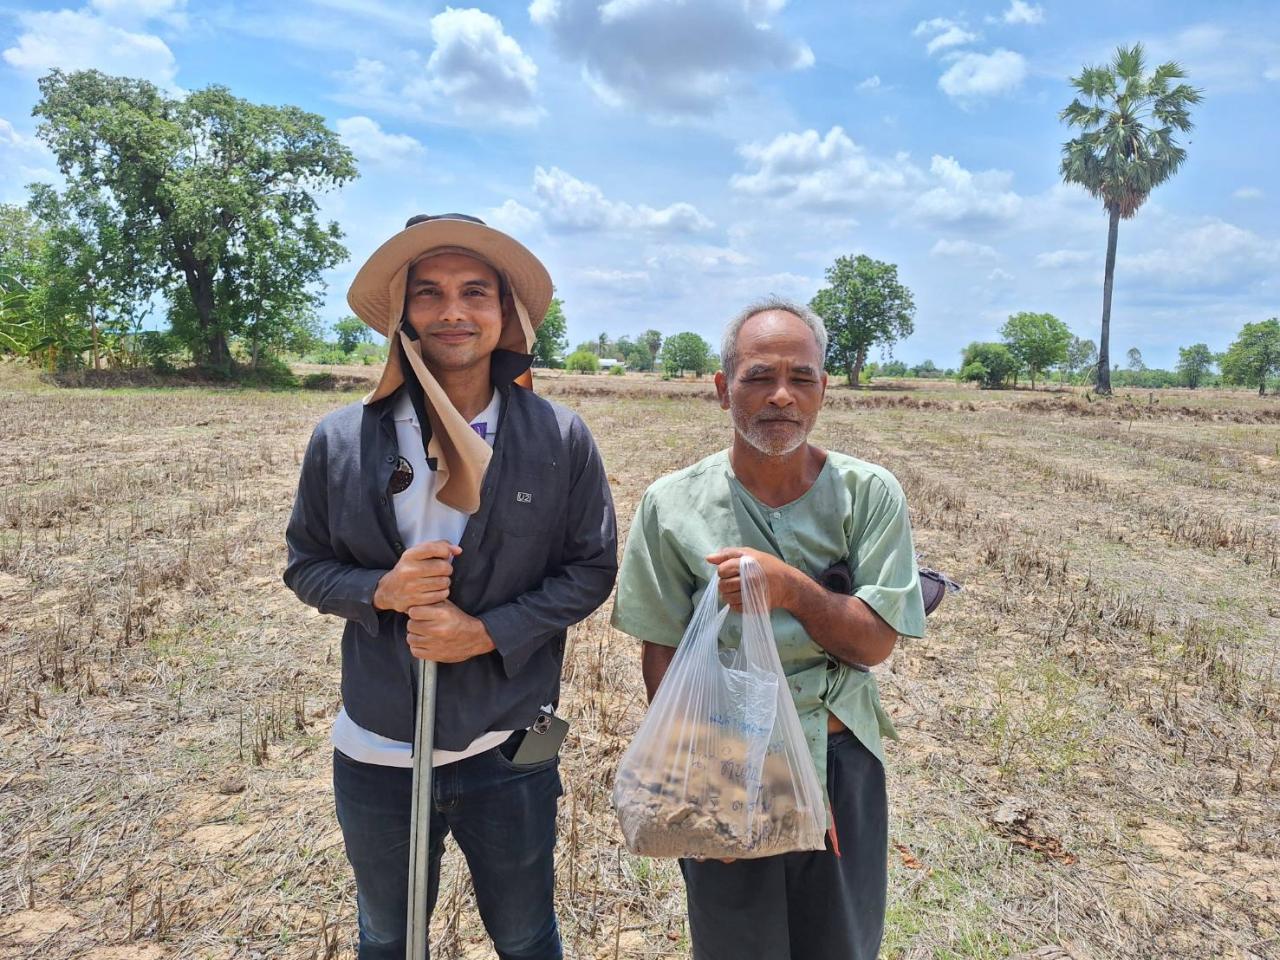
top-left (716, 309), bottom-right (827, 456)
top-left (404, 252), bottom-right (505, 372)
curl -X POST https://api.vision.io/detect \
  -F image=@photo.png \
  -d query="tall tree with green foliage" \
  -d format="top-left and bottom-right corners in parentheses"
top-left (33, 69), bottom-right (355, 372)
top-left (1, 192), bottom-right (146, 369)
top-left (565, 349), bottom-right (599, 373)
top-left (1059, 44), bottom-right (1202, 396)
top-left (334, 315), bottom-right (371, 354)
top-left (0, 203), bottom-right (47, 358)
top-left (1175, 343), bottom-right (1214, 389)
top-left (662, 331), bottom-right (711, 377)
top-left (1126, 347), bottom-right (1144, 372)
top-left (810, 254), bottom-right (915, 388)
top-left (959, 342), bottom-right (1018, 389)
top-left (1060, 335), bottom-right (1097, 382)
top-left (28, 184), bottom-right (154, 369)
top-left (1220, 319), bottom-right (1280, 396)
top-left (532, 297), bottom-right (568, 366)
top-left (622, 343), bottom-right (653, 371)
top-left (641, 329), bottom-right (663, 364)
top-left (1000, 312), bottom-right (1071, 389)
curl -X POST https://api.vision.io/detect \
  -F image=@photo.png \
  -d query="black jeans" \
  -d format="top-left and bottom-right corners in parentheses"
top-left (332, 742), bottom-right (564, 960)
top-left (679, 730), bottom-right (889, 960)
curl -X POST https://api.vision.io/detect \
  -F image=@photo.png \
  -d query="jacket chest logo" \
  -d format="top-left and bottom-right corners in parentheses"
top-left (516, 491), bottom-right (533, 503)
top-left (388, 456), bottom-right (414, 495)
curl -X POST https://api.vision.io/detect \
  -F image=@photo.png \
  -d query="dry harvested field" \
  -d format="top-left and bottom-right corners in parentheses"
top-left (2, 364), bottom-right (1278, 959)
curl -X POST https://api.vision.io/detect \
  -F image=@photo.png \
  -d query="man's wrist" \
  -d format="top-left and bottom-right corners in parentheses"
top-left (468, 614), bottom-right (497, 655)
top-left (777, 565), bottom-right (811, 612)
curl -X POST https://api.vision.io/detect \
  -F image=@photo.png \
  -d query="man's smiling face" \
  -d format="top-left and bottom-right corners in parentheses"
top-left (404, 252), bottom-right (505, 373)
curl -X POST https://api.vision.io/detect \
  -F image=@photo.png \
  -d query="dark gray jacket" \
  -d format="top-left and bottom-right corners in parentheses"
top-left (283, 381), bottom-right (617, 750)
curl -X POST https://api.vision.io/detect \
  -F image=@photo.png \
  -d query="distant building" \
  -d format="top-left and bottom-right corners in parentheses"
top-left (598, 358), bottom-right (624, 370)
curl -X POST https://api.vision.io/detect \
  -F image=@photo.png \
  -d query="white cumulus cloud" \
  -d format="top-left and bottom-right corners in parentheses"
top-left (89, 0), bottom-right (187, 28)
top-left (914, 18), bottom-right (979, 56)
top-left (334, 116), bottom-right (425, 168)
top-left (911, 155), bottom-right (1021, 223)
top-left (938, 48), bottom-right (1027, 99)
top-left (1001, 1), bottom-right (1044, 25)
top-left (730, 126), bottom-right (915, 209)
top-left (3, 5), bottom-right (180, 88)
top-left (532, 166), bottom-right (713, 233)
top-left (1233, 186), bottom-right (1264, 200)
top-left (644, 244), bottom-right (752, 273)
top-left (529, 0), bottom-right (813, 116)
top-left (1121, 219), bottom-right (1280, 286)
top-left (0, 117), bottom-right (57, 200)
top-left (1036, 249), bottom-right (1092, 268)
top-left (731, 126), bottom-right (1022, 226)
top-left (578, 267), bottom-right (650, 292)
top-left (0, 118), bottom-right (40, 151)
top-left (336, 8), bottom-right (540, 126)
top-left (484, 199), bottom-right (543, 237)
top-left (931, 238), bottom-right (999, 260)
top-left (419, 7), bottom-right (539, 122)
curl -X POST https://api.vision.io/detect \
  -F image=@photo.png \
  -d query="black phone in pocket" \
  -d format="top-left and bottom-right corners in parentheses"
top-left (510, 712), bottom-right (569, 765)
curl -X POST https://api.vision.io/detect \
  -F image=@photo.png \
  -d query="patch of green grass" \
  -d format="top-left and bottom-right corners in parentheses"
top-left (173, 739), bottom-right (220, 775)
top-left (985, 661), bottom-right (1096, 783)
top-left (146, 627), bottom-right (188, 660)
top-left (883, 864), bottom-right (1021, 959)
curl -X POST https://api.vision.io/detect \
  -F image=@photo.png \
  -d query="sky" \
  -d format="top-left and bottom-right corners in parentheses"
top-left (1, 0), bottom-right (1277, 369)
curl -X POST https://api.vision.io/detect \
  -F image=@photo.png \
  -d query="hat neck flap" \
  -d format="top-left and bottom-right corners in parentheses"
top-left (362, 249), bottom-right (536, 515)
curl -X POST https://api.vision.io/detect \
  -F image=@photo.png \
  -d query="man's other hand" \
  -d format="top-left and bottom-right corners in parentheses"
top-left (705, 547), bottom-right (799, 613)
top-left (373, 540), bottom-right (461, 613)
top-left (406, 601), bottom-right (497, 663)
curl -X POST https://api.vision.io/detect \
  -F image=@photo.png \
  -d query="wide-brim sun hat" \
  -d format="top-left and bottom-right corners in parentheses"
top-left (345, 213), bottom-right (552, 515)
top-left (347, 212), bottom-right (553, 337)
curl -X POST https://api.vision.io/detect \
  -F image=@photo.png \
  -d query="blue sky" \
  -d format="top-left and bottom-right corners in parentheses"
top-left (1, 0), bottom-right (1276, 369)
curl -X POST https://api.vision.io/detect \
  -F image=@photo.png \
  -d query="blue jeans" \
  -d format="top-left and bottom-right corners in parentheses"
top-left (332, 741), bottom-right (564, 960)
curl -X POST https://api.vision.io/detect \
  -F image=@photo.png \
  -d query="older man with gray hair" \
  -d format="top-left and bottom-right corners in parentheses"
top-left (611, 296), bottom-right (926, 959)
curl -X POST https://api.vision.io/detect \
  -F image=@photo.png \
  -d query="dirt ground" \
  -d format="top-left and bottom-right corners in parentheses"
top-left (1, 365), bottom-right (1277, 959)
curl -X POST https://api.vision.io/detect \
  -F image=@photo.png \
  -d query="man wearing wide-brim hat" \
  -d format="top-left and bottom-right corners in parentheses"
top-left (284, 214), bottom-right (618, 960)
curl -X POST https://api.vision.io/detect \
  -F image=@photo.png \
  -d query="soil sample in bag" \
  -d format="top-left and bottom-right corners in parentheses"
top-left (613, 560), bottom-right (829, 860)
top-left (615, 713), bottom-right (817, 860)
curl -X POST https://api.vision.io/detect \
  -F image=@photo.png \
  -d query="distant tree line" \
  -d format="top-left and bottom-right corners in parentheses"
top-left (561, 326), bottom-right (718, 379)
top-left (958, 313), bottom-right (1280, 394)
top-left (568, 328), bottom-right (663, 371)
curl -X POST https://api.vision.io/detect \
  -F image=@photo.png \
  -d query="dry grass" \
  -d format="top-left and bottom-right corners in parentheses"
top-left (1, 363), bottom-right (1277, 959)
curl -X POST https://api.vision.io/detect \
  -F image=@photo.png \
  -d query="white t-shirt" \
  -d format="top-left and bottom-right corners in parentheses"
top-left (331, 388), bottom-right (508, 768)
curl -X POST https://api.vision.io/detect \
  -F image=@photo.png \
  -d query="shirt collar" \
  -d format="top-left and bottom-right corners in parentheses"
top-left (391, 386), bottom-right (501, 432)
top-left (392, 388), bottom-right (416, 424)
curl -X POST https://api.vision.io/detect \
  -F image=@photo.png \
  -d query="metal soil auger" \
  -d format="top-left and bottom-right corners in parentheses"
top-left (406, 367), bottom-right (533, 958)
top-left (406, 658), bottom-right (437, 959)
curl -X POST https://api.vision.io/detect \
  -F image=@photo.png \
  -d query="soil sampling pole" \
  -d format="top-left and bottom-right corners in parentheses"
top-left (406, 658), bottom-right (437, 959)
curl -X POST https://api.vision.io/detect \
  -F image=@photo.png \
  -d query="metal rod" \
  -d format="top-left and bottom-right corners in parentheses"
top-left (406, 657), bottom-right (437, 960)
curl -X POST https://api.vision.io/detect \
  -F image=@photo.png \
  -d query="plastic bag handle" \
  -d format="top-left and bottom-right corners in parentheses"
top-left (733, 555), bottom-right (789, 678)
top-left (650, 571), bottom-right (729, 708)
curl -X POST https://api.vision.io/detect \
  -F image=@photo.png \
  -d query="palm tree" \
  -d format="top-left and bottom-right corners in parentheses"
top-left (1059, 44), bottom-right (1202, 395)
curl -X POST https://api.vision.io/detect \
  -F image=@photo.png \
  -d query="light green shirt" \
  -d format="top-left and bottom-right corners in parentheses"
top-left (611, 448), bottom-right (926, 785)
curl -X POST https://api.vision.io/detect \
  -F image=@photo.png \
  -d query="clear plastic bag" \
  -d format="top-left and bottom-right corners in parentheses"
top-left (613, 556), bottom-right (828, 859)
